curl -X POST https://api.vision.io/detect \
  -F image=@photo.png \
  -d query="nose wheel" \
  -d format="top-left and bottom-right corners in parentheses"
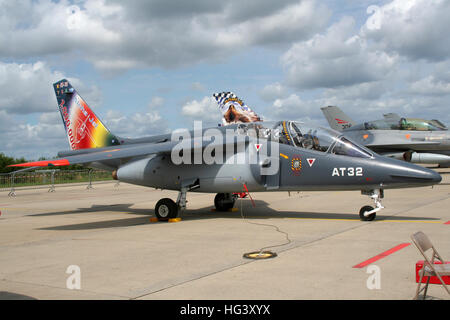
top-left (359, 205), bottom-right (376, 221)
top-left (154, 179), bottom-right (199, 221)
top-left (155, 198), bottom-right (179, 220)
top-left (360, 189), bottom-right (384, 221)
top-left (154, 187), bottom-right (187, 220)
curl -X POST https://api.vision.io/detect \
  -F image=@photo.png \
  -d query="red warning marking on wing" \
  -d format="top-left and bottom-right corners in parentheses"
top-left (335, 118), bottom-right (348, 124)
top-left (8, 159), bottom-right (71, 167)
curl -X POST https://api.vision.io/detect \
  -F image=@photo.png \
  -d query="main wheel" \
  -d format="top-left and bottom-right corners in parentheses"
top-left (214, 193), bottom-right (235, 211)
top-left (155, 198), bottom-right (178, 220)
top-left (359, 205), bottom-right (376, 221)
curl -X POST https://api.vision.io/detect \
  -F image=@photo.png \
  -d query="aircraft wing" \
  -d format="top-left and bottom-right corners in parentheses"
top-left (9, 142), bottom-right (174, 168)
top-left (9, 137), bottom-right (249, 168)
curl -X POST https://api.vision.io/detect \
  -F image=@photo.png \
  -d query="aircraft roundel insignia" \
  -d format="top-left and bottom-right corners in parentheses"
top-left (291, 157), bottom-right (302, 175)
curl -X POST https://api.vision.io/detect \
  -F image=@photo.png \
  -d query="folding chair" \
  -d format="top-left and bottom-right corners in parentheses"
top-left (411, 231), bottom-right (450, 300)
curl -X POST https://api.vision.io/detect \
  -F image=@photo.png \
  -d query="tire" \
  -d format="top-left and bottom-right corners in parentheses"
top-left (359, 205), bottom-right (376, 221)
top-left (155, 198), bottom-right (178, 220)
top-left (214, 193), bottom-right (235, 211)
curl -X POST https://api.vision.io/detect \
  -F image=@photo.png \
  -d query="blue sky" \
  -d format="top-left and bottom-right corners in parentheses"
top-left (0, 0), bottom-right (449, 159)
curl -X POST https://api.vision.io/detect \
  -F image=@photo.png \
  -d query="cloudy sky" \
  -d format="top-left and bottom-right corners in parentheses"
top-left (1, 0), bottom-right (449, 159)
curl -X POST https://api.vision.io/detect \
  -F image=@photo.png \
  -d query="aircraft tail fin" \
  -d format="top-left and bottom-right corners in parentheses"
top-left (320, 106), bottom-right (355, 131)
top-left (212, 92), bottom-right (262, 126)
top-left (54, 79), bottom-right (120, 150)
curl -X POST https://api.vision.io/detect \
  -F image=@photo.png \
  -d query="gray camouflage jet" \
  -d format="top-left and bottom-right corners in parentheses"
top-left (321, 106), bottom-right (450, 166)
top-left (10, 80), bottom-right (442, 221)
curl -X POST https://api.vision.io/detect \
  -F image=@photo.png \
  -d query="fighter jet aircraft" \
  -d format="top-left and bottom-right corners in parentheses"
top-left (10, 80), bottom-right (441, 221)
top-left (321, 106), bottom-right (450, 167)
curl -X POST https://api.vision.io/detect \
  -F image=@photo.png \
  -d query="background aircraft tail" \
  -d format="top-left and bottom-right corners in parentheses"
top-left (54, 79), bottom-right (120, 150)
top-left (213, 92), bottom-right (262, 126)
top-left (320, 106), bottom-right (356, 131)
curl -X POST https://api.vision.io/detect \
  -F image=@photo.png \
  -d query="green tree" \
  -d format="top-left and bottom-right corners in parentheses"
top-left (0, 153), bottom-right (27, 174)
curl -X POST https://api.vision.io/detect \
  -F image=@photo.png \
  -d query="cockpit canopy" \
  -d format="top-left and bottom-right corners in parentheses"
top-left (351, 118), bottom-right (447, 131)
top-left (235, 121), bottom-right (373, 158)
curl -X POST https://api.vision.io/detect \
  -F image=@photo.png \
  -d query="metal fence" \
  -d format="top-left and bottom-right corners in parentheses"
top-left (0, 169), bottom-right (114, 196)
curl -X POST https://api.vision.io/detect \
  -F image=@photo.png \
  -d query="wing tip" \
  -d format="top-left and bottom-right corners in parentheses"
top-left (8, 159), bottom-right (70, 168)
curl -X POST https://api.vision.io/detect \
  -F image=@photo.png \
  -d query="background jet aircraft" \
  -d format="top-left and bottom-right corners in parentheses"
top-left (10, 80), bottom-right (441, 222)
top-left (321, 106), bottom-right (450, 167)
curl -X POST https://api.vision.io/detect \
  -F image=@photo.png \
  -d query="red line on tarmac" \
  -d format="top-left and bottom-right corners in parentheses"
top-left (353, 243), bottom-right (411, 268)
top-left (444, 221), bottom-right (450, 225)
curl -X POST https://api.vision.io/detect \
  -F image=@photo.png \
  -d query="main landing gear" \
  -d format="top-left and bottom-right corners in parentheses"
top-left (359, 189), bottom-right (384, 221)
top-left (214, 193), bottom-right (237, 211)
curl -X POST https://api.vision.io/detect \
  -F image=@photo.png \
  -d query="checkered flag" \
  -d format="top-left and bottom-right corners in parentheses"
top-left (213, 92), bottom-right (236, 110)
top-left (213, 91), bottom-right (262, 125)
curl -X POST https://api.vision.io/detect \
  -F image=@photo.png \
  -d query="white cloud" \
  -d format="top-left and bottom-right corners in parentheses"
top-left (181, 96), bottom-right (221, 123)
top-left (0, 61), bottom-right (63, 114)
top-left (214, 0), bottom-right (331, 48)
top-left (324, 81), bottom-right (387, 101)
top-left (409, 76), bottom-right (450, 96)
top-left (103, 109), bottom-right (167, 138)
top-left (0, 110), bottom-right (67, 159)
top-left (0, 0), bottom-right (331, 73)
top-left (0, 61), bottom-right (101, 115)
top-left (362, 0), bottom-right (450, 62)
top-left (281, 17), bottom-right (397, 89)
top-left (269, 94), bottom-right (324, 121)
top-left (260, 82), bottom-right (288, 102)
top-left (0, 0), bottom-right (121, 59)
top-left (148, 96), bottom-right (164, 109)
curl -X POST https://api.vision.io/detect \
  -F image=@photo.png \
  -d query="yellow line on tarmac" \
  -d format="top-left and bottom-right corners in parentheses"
top-left (287, 217), bottom-right (360, 222)
top-left (287, 217), bottom-right (443, 223)
top-left (0, 207), bottom-right (47, 212)
top-left (378, 220), bottom-right (442, 224)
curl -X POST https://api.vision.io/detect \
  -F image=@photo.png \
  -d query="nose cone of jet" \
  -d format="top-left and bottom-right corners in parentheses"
top-left (409, 166), bottom-right (442, 184)
top-left (428, 168), bottom-right (442, 184)
top-left (386, 160), bottom-right (442, 187)
top-left (430, 169), bottom-right (442, 184)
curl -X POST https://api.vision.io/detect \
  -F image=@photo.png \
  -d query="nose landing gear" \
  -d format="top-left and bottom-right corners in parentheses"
top-left (155, 198), bottom-right (179, 220)
top-left (154, 179), bottom-right (199, 220)
top-left (359, 189), bottom-right (384, 221)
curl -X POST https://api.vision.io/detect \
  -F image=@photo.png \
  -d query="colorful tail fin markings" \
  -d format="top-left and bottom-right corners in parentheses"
top-left (54, 79), bottom-right (120, 150)
top-left (213, 92), bottom-right (262, 126)
top-left (320, 106), bottom-right (356, 131)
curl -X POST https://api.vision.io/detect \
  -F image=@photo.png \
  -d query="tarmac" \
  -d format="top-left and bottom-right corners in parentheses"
top-left (0, 168), bottom-right (449, 300)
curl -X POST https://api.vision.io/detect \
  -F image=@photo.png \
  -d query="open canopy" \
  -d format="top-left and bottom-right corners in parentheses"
top-left (235, 121), bottom-right (373, 158)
